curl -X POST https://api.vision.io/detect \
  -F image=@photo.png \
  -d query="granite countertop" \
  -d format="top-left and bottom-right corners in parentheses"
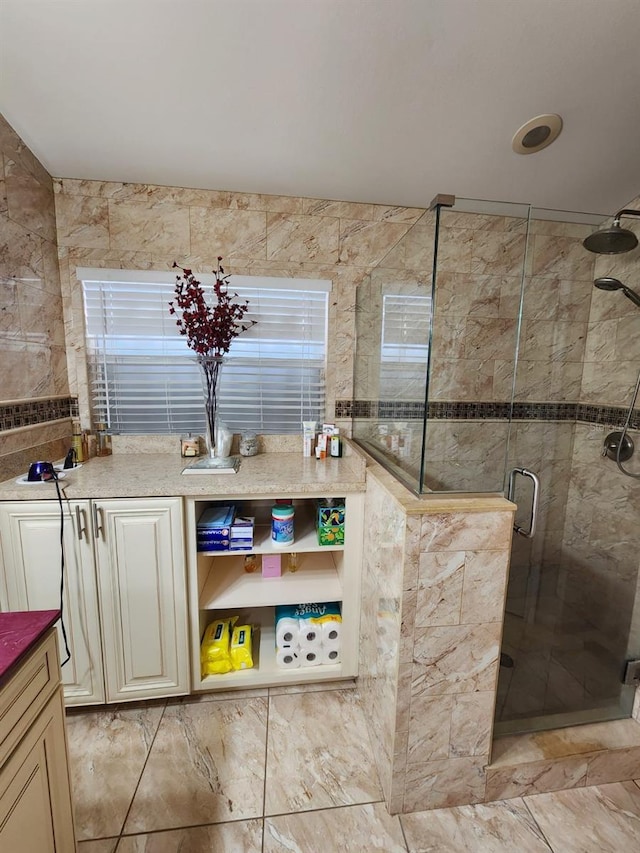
top-left (0, 449), bottom-right (367, 500)
top-left (0, 610), bottom-right (60, 682)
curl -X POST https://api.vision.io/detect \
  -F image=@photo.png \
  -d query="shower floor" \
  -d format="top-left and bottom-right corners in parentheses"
top-left (495, 582), bottom-right (632, 736)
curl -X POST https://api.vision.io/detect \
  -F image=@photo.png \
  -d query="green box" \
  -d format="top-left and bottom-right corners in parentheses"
top-left (317, 523), bottom-right (345, 546)
top-left (316, 501), bottom-right (345, 528)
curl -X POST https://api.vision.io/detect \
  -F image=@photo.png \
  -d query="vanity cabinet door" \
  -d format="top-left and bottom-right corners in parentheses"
top-left (0, 500), bottom-right (105, 705)
top-left (93, 497), bottom-right (189, 702)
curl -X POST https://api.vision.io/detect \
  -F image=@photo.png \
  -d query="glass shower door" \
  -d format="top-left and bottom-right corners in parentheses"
top-left (496, 205), bottom-right (640, 735)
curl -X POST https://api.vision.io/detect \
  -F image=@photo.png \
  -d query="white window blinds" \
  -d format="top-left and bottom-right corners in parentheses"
top-left (380, 292), bottom-right (431, 400)
top-left (79, 269), bottom-right (330, 434)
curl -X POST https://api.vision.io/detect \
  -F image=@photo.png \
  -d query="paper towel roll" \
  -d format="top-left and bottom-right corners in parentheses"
top-left (298, 645), bottom-right (321, 667)
top-left (321, 619), bottom-right (342, 645)
top-left (298, 620), bottom-right (322, 648)
top-left (320, 646), bottom-right (341, 665)
top-left (276, 617), bottom-right (299, 648)
top-left (276, 648), bottom-right (299, 668)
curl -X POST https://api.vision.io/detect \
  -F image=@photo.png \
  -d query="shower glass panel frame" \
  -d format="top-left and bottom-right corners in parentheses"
top-left (352, 196), bottom-right (640, 735)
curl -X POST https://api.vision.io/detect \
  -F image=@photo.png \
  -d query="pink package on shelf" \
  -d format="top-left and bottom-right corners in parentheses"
top-left (262, 553), bottom-right (282, 578)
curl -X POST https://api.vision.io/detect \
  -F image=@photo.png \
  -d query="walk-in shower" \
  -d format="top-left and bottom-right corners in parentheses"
top-left (352, 196), bottom-right (640, 736)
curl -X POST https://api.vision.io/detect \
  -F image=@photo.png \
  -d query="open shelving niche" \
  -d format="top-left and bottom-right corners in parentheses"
top-left (185, 492), bottom-right (364, 691)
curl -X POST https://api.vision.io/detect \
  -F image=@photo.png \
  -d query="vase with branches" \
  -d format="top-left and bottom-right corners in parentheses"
top-left (169, 258), bottom-right (255, 458)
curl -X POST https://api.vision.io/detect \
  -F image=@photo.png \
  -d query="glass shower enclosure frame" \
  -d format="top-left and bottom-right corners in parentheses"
top-left (352, 195), bottom-right (640, 734)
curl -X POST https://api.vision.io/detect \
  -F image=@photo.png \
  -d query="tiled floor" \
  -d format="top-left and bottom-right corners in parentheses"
top-left (67, 685), bottom-right (640, 852)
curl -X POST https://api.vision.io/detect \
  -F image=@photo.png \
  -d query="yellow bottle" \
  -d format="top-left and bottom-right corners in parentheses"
top-left (72, 420), bottom-right (85, 463)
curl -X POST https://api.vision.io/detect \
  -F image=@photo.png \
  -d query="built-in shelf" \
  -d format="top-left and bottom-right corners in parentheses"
top-left (199, 551), bottom-right (342, 609)
top-left (198, 607), bottom-right (342, 689)
top-left (196, 503), bottom-right (344, 555)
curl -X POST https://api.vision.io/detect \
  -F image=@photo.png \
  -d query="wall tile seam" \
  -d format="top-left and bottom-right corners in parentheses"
top-left (54, 180), bottom-right (426, 223)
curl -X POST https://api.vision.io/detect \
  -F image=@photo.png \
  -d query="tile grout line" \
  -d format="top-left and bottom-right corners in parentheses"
top-left (521, 795), bottom-right (560, 853)
top-left (261, 690), bottom-right (273, 853)
top-left (113, 698), bottom-right (169, 847)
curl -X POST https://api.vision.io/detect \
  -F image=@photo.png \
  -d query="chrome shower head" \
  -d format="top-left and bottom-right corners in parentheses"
top-left (594, 277), bottom-right (640, 308)
top-left (583, 209), bottom-right (640, 254)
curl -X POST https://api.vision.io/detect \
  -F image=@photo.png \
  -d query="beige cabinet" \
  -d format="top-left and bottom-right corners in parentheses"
top-left (0, 500), bottom-right (103, 704)
top-left (0, 498), bottom-right (189, 705)
top-left (0, 629), bottom-right (76, 852)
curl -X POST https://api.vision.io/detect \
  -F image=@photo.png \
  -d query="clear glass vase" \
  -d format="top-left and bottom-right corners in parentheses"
top-left (195, 355), bottom-right (228, 459)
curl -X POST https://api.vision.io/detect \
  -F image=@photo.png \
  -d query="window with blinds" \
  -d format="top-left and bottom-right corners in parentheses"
top-left (380, 292), bottom-right (431, 400)
top-left (79, 269), bottom-right (330, 434)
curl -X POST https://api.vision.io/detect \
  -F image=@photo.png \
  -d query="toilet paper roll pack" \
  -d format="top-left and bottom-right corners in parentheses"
top-left (276, 617), bottom-right (300, 648)
top-left (276, 648), bottom-right (299, 668)
top-left (298, 646), bottom-right (322, 667)
top-left (321, 646), bottom-right (341, 664)
top-left (321, 620), bottom-right (342, 644)
top-left (298, 622), bottom-right (322, 648)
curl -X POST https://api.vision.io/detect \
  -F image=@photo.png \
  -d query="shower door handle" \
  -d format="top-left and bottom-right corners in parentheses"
top-left (507, 468), bottom-right (540, 539)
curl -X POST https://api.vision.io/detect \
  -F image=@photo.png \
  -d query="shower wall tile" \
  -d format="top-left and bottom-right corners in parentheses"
top-left (0, 114), bottom-right (68, 482)
top-left (407, 694), bottom-right (453, 764)
top-left (412, 623), bottom-right (502, 696)
top-left (532, 234), bottom-right (595, 280)
top-left (460, 550), bottom-right (510, 624)
top-left (292, 218), bottom-right (346, 265)
top-left (55, 193), bottom-right (110, 248)
top-left (191, 208), bottom-right (267, 260)
top-left (108, 198), bottom-right (190, 255)
top-left (521, 320), bottom-right (587, 363)
top-left (429, 357), bottom-right (496, 401)
top-left (416, 551), bottom-right (464, 627)
top-left (339, 218), bottom-right (412, 266)
top-left (449, 691), bottom-right (495, 758)
top-left (419, 510), bottom-right (512, 552)
top-left (404, 756), bottom-right (487, 811)
top-left (436, 227), bottom-right (473, 272)
top-left (4, 155), bottom-right (56, 242)
top-left (470, 231), bottom-right (527, 275)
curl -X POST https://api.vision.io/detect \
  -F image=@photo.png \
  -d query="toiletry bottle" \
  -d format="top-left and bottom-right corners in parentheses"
top-left (96, 422), bottom-right (112, 456)
top-left (72, 420), bottom-right (85, 463)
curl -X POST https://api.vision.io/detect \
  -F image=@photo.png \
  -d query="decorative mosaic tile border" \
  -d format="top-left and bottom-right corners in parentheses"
top-left (0, 397), bottom-right (76, 432)
top-left (337, 399), bottom-right (639, 429)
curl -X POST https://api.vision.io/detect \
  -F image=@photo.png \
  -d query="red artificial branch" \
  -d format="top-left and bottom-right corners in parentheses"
top-left (168, 258), bottom-right (256, 356)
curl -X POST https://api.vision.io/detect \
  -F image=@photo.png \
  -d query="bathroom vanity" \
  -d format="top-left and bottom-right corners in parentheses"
top-left (0, 449), bottom-right (366, 706)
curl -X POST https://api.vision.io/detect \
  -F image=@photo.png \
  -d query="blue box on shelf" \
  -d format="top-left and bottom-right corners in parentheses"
top-left (197, 505), bottom-right (235, 552)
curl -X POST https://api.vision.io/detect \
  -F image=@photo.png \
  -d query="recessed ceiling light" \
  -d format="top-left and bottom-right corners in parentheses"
top-left (512, 114), bottom-right (563, 154)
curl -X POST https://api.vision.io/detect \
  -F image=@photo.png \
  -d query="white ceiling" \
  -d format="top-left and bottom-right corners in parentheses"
top-left (2, 0), bottom-right (640, 215)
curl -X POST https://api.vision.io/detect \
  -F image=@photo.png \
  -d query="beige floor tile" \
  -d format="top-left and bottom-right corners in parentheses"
top-left (116, 819), bottom-right (263, 851)
top-left (264, 803), bottom-right (407, 852)
top-left (400, 798), bottom-right (551, 852)
top-left (66, 704), bottom-right (165, 841)
top-left (525, 781), bottom-right (640, 852)
top-left (77, 840), bottom-right (118, 853)
top-left (264, 690), bottom-right (383, 815)
top-left (123, 697), bottom-right (268, 834)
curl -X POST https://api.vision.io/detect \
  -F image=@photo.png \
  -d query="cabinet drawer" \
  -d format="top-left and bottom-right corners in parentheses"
top-left (0, 629), bottom-right (59, 767)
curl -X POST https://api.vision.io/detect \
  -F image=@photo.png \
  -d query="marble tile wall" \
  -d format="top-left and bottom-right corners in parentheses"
top-left (0, 113), bottom-right (71, 481)
top-left (359, 461), bottom-right (515, 812)
top-left (53, 178), bottom-right (424, 429)
top-left (358, 471), bottom-right (408, 807)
